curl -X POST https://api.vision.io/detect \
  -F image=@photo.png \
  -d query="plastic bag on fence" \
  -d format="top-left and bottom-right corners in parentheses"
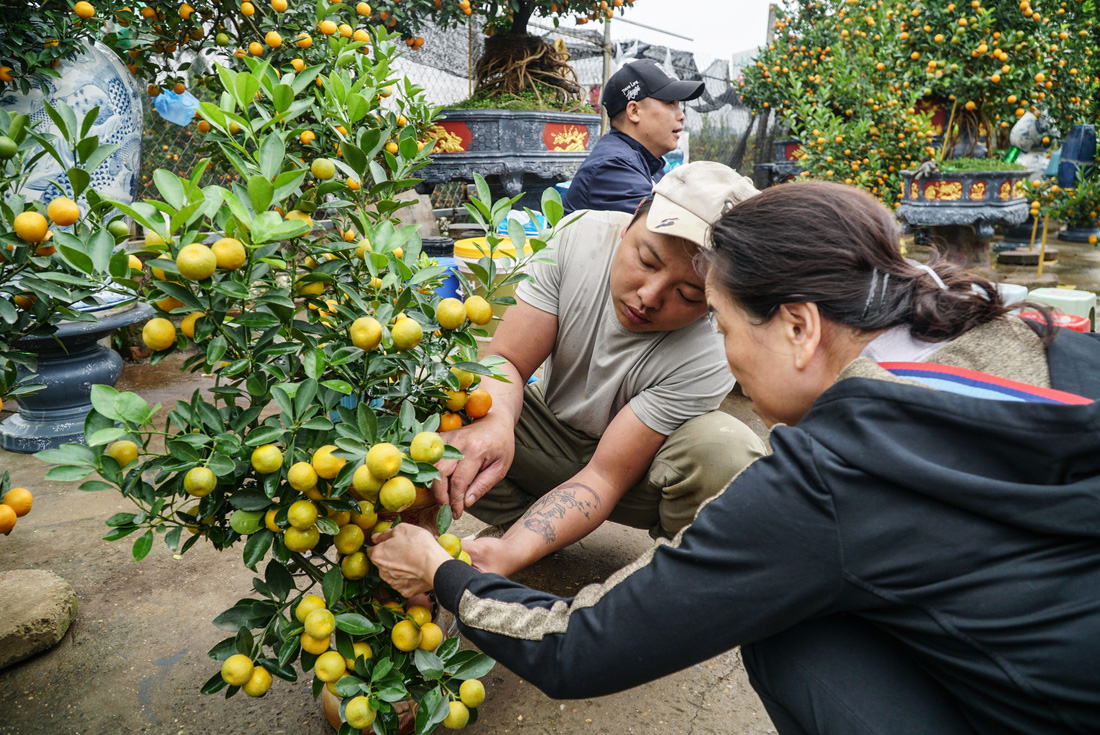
top-left (153, 89), bottom-right (201, 126)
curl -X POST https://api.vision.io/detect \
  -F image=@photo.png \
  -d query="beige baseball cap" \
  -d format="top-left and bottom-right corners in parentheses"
top-left (646, 161), bottom-right (759, 249)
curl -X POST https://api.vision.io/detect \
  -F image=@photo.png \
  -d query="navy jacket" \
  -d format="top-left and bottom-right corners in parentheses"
top-left (561, 128), bottom-right (665, 215)
top-left (436, 323), bottom-right (1100, 735)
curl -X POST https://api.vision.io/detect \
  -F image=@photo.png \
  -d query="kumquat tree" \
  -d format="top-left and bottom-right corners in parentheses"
top-left (31, 20), bottom-right (572, 734)
top-left (740, 0), bottom-right (1099, 208)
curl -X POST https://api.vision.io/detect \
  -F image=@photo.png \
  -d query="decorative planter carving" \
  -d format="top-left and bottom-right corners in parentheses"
top-left (417, 109), bottom-right (600, 205)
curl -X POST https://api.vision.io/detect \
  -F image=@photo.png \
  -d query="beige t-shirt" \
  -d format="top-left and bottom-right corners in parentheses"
top-left (516, 210), bottom-right (735, 439)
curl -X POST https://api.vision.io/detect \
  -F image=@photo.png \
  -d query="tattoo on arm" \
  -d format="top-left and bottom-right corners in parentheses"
top-left (519, 482), bottom-right (602, 545)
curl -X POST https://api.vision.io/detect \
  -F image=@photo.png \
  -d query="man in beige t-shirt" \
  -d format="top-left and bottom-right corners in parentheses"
top-left (432, 162), bottom-right (767, 577)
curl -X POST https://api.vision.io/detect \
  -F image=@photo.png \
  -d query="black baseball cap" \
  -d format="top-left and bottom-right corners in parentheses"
top-left (600, 59), bottom-right (705, 118)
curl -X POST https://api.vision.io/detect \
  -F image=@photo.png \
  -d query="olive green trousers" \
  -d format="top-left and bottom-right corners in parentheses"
top-left (467, 382), bottom-right (767, 538)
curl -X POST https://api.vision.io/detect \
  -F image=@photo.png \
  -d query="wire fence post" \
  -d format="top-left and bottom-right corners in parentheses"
top-left (751, 4), bottom-right (778, 178)
top-left (601, 18), bottom-right (612, 136)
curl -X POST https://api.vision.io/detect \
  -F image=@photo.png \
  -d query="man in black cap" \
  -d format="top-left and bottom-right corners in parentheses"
top-left (562, 59), bottom-right (704, 215)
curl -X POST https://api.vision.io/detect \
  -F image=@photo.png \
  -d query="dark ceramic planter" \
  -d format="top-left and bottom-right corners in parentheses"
top-left (416, 109), bottom-right (600, 210)
top-left (0, 301), bottom-right (154, 453)
top-left (897, 169), bottom-right (1030, 268)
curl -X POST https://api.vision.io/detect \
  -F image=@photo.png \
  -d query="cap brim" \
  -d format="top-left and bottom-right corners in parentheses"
top-left (648, 79), bottom-right (705, 103)
top-left (646, 194), bottom-right (711, 249)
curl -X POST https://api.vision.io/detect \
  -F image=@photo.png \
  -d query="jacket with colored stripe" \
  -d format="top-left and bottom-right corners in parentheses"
top-left (435, 319), bottom-right (1100, 735)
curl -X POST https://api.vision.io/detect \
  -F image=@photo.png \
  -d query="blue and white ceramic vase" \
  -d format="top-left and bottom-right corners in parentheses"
top-left (0, 40), bottom-right (143, 209)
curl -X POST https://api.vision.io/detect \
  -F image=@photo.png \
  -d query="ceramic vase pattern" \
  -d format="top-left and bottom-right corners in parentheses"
top-left (0, 40), bottom-right (143, 209)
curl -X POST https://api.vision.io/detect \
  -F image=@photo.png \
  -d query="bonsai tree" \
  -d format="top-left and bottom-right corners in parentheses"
top-left (371, 0), bottom-right (639, 109)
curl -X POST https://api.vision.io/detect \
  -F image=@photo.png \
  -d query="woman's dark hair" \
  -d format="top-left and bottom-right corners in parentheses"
top-left (704, 181), bottom-right (1056, 345)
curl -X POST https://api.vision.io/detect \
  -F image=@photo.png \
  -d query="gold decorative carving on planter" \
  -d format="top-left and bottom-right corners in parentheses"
top-left (924, 180), bottom-right (963, 201)
top-left (910, 182), bottom-right (919, 200)
top-left (1012, 179), bottom-right (1026, 198)
top-left (970, 181), bottom-right (986, 200)
top-left (427, 125), bottom-right (464, 153)
top-left (999, 180), bottom-right (1012, 200)
top-left (548, 126), bottom-right (588, 152)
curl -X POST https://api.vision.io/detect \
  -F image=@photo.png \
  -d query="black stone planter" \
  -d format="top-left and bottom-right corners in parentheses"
top-left (0, 301), bottom-right (154, 453)
top-left (752, 137), bottom-right (803, 189)
top-left (897, 169), bottom-right (1029, 269)
top-left (1059, 222), bottom-right (1100, 243)
top-left (417, 109), bottom-right (600, 211)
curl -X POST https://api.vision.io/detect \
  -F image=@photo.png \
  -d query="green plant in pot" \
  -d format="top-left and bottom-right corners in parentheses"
top-left (34, 27), bottom-right (573, 732)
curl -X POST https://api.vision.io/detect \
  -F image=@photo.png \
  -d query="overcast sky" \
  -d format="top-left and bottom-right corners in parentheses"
top-left (592, 0), bottom-right (777, 64)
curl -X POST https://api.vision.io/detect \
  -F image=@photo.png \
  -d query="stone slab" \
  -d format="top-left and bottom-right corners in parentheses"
top-left (0, 569), bottom-right (78, 670)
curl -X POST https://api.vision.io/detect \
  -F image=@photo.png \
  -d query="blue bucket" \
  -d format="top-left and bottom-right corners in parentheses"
top-left (421, 237), bottom-right (461, 300)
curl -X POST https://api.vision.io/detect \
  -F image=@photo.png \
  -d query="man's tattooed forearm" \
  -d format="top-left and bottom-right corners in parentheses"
top-left (520, 483), bottom-right (602, 545)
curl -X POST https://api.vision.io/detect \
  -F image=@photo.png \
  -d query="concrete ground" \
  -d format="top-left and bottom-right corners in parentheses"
top-left (0, 352), bottom-right (776, 735)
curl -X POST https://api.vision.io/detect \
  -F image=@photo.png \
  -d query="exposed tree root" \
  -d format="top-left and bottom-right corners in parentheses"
top-left (474, 33), bottom-right (586, 111)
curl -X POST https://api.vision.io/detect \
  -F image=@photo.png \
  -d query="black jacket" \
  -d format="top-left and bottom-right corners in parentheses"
top-left (436, 323), bottom-right (1100, 735)
top-left (561, 128), bottom-right (665, 215)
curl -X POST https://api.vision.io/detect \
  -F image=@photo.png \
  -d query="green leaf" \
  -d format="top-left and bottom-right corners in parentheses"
top-left (245, 426), bottom-right (284, 446)
top-left (271, 84), bottom-right (294, 114)
top-left (451, 653), bottom-right (496, 680)
top-left (35, 443), bottom-right (97, 466)
top-left (79, 480), bottom-right (115, 492)
top-left (334, 613), bottom-right (383, 636)
top-left (103, 525), bottom-right (139, 541)
top-left (87, 427), bottom-right (128, 446)
top-left (67, 166), bottom-right (91, 199)
top-left (436, 505), bottom-right (452, 536)
top-left (230, 489), bottom-right (274, 512)
top-left (265, 560), bottom-right (294, 602)
top-left (258, 133), bottom-right (285, 182)
top-left (271, 169), bottom-right (308, 204)
top-left (154, 169), bottom-right (187, 210)
top-left (277, 635), bottom-right (300, 669)
top-left (132, 530), bottom-right (154, 561)
top-left (413, 649), bottom-right (444, 680)
top-left (165, 526), bottom-right (183, 552)
top-left (115, 391), bottom-right (152, 425)
top-left (43, 100), bottom-right (71, 140)
top-left (322, 566), bottom-right (344, 608)
top-left (319, 379), bottom-right (353, 395)
top-left (303, 348), bottom-right (324, 380)
top-left (243, 529), bottom-right (274, 569)
top-left (201, 671), bottom-right (229, 695)
top-left (45, 465), bottom-right (94, 482)
top-left (473, 172), bottom-right (491, 210)
top-left (248, 174), bottom-right (274, 215)
top-left (89, 384), bottom-right (122, 421)
top-left (541, 187), bottom-right (564, 225)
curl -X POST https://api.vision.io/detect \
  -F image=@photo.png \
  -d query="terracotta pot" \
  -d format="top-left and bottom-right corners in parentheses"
top-left (322, 686), bottom-right (417, 733)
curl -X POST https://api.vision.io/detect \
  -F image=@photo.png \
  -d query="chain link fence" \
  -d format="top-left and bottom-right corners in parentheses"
top-left (135, 18), bottom-right (766, 209)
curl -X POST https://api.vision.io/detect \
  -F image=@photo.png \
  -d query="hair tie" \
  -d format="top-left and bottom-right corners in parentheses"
top-left (912, 263), bottom-right (948, 291)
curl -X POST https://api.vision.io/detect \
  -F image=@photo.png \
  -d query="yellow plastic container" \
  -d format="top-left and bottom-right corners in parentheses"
top-left (453, 237), bottom-right (533, 337)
